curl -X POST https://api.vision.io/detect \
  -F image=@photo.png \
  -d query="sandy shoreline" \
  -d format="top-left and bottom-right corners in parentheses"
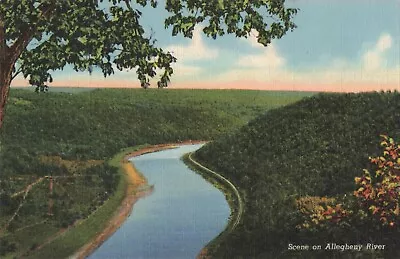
top-left (72, 141), bottom-right (206, 259)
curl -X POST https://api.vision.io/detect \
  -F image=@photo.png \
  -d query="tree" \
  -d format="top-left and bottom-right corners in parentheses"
top-left (0, 0), bottom-right (298, 128)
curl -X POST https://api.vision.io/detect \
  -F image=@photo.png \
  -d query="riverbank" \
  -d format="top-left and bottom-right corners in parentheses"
top-left (73, 140), bottom-right (207, 258)
top-left (72, 160), bottom-right (152, 258)
top-left (182, 152), bottom-right (243, 259)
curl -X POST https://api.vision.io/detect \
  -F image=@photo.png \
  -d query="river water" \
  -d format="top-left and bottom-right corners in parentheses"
top-left (88, 144), bottom-right (230, 259)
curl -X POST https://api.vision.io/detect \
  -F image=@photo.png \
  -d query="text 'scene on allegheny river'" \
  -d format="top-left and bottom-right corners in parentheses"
top-left (288, 243), bottom-right (386, 252)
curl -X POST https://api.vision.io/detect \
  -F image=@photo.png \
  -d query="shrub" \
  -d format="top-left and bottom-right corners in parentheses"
top-left (298, 135), bottom-right (400, 244)
top-left (353, 135), bottom-right (400, 228)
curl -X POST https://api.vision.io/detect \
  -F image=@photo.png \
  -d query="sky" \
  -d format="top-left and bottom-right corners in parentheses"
top-left (11, 0), bottom-right (400, 92)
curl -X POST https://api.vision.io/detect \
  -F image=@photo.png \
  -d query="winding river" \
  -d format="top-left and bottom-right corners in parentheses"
top-left (88, 144), bottom-right (230, 259)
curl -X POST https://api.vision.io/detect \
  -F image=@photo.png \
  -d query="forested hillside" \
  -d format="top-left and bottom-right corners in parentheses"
top-left (1, 89), bottom-right (310, 175)
top-left (194, 91), bottom-right (400, 258)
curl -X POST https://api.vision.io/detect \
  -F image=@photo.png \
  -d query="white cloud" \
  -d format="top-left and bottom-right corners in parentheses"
top-left (165, 27), bottom-right (219, 62)
top-left (159, 26), bottom-right (219, 82)
top-left (169, 62), bottom-right (203, 82)
top-left (212, 32), bottom-right (399, 91)
top-left (171, 63), bottom-right (202, 75)
top-left (376, 33), bottom-right (392, 51)
top-left (236, 44), bottom-right (286, 69)
top-left (362, 33), bottom-right (393, 71)
top-left (235, 29), bottom-right (286, 70)
top-left (246, 29), bottom-right (263, 49)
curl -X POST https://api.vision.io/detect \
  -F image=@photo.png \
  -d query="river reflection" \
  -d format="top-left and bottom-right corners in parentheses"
top-left (88, 144), bottom-right (230, 259)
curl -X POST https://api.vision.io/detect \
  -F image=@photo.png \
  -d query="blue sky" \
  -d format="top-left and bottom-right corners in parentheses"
top-left (12, 0), bottom-right (400, 92)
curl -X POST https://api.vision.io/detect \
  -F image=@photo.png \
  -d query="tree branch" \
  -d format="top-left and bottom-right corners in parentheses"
top-left (124, 0), bottom-right (134, 11)
top-left (8, 2), bottom-right (56, 63)
top-left (11, 67), bottom-right (22, 81)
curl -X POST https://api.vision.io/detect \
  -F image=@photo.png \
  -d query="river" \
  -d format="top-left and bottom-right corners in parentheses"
top-left (88, 144), bottom-right (230, 259)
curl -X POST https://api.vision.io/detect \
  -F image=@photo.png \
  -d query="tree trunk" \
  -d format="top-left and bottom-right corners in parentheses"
top-left (0, 15), bottom-right (10, 129)
top-left (0, 63), bottom-right (12, 129)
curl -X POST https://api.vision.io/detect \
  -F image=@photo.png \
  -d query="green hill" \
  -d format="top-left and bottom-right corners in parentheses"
top-left (194, 91), bottom-right (400, 258)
